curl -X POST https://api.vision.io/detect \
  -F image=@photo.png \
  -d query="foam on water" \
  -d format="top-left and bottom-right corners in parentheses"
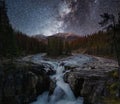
top-left (31, 91), bottom-right (83, 104)
top-left (23, 54), bottom-right (93, 104)
top-left (31, 61), bottom-right (83, 104)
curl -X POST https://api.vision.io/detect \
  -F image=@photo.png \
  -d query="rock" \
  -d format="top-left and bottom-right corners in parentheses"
top-left (64, 70), bottom-right (111, 104)
top-left (47, 68), bottom-right (56, 75)
top-left (63, 56), bottom-right (118, 104)
top-left (64, 72), bottom-right (84, 97)
top-left (35, 73), bottom-right (50, 96)
top-left (64, 65), bottom-right (77, 71)
top-left (0, 61), bottom-right (51, 104)
top-left (2, 67), bottom-right (38, 103)
top-left (31, 63), bottom-right (56, 75)
top-left (81, 79), bottom-right (105, 104)
top-left (42, 63), bottom-right (56, 75)
top-left (3, 74), bottom-right (18, 104)
top-left (22, 71), bottom-right (38, 103)
top-left (0, 64), bottom-right (4, 104)
top-left (49, 79), bottom-right (56, 95)
top-left (29, 64), bottom-right (51, 95)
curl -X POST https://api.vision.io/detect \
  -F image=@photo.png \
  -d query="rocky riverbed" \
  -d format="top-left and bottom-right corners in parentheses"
top-left (64, 56), bottom-right (118, 104)
top-left (0, 54), bottom-right (119, 104)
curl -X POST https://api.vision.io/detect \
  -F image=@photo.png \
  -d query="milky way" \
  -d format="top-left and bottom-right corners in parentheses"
top-left (6, 0), bottom-right (120, 36)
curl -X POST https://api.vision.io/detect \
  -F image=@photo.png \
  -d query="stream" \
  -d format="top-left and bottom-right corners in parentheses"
top-left (23, 54), bottom-right (92, 104)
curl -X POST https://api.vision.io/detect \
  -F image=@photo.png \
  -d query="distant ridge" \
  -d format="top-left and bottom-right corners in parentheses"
top-left (32, 34), bottom-right (47, 43)
top-left (49, 33), bottom-right (81, 41)
top-left (33, 33), bottom-right (81, 43)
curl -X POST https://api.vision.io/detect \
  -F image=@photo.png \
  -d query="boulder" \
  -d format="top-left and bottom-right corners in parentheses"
top-left (0, 61), bottom-right (51, 104)
top-left (49, 79), bottom-right (56, 95)
top-left (0, 64), bottom-right (4, 104)
top-left (64, 70), bottom-right (110, 104)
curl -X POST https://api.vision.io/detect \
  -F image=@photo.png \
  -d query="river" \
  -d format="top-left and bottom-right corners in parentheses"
top-left (23, 54), bottom-right (93, 104)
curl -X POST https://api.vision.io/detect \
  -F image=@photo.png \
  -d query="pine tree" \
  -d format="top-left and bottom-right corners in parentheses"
top-left (0, 0), bottom-right (18, 57)
top-left (47, 36), bottom-right (64, 56)
top-left (99, 13), bottom-right (120, 97)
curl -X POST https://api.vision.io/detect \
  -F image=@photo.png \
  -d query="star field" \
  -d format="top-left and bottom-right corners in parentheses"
top-left (6, 0), bottom-right (120, 36)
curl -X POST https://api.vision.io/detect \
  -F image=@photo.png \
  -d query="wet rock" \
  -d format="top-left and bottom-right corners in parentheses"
top-left (64, 65), bottom-right (77, 71)
top-left (0, 61), bottom-right (51, 104)
top-left (29, 64), bottom-right (51, 95)
top-left (2, 68), bottom-right (38, 103)
top-left (49, 79), bottom-right (56, 95)
top-left (36, 73), bottom-right (50, 95)
top-left (63, 56), bottom-right (118, 104)
top-left (64, 70), bottom-right (111, 104)
top-left (64, 72), bottom-right (84, 97)
top-left (81, 79), bottom-right (105, 104)
top-left (46, 68), bottom-right (56, 75)
top-left (36, 63), bottom-right (56, 75)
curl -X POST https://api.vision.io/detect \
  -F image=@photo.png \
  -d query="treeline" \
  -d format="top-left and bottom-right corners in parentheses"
top-left (70, 29), bottom-right (120, 58)
top-left (70, 12), bottom-right (120, 58)
top-left (16, 32), bottom-right (46, 55)
top-left (0, 0), bottom-right (46, 58)
top-left (71, 31), bottom-right (114, 57)
top-left (47, 28), bottom-right (120, 57)
top-left (47, 36), bottom-right (71, 57)
top-left (0, 29), bottom-right (46, 57)
top-left (0, 29), bottom-right (46, 58)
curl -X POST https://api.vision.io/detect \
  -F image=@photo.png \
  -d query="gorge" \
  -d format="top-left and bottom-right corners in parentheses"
top-left (23, 54), bottom-right (118, 104)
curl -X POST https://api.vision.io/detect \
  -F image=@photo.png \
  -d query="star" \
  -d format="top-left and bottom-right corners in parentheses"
top-left (5, 0), bottom-right (120, 36)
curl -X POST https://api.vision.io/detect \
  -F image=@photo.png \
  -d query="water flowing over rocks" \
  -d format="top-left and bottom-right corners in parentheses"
top-left (0, 54), bottom-right (118, 104)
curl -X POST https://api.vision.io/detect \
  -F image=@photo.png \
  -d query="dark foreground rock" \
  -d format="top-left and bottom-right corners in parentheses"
top-left (0, 55), bottom-right (118, 104)
top-left (0, 60), bottom-right (50, 104)
top-left (64, 71), bottom-right (107, 104)
top-left (64, 57), bottom-right (118, 104)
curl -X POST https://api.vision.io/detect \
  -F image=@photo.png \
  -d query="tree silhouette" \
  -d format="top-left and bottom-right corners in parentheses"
top-left (0, 0), bottom-right (18, 57)
top-left (0, 0), bottom-right (45, 57)
top-left (99, 12), bottom-right (120, 97)
top-left (47, 36), bottom-right (64, 56)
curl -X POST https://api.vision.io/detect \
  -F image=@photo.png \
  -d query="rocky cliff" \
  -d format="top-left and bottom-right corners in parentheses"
top-left (0, 55), bottom-right (119, 104)
top-left (64, 57), bottom-right (119, 104)
top-left (0, 60), bottom-right (51, 104)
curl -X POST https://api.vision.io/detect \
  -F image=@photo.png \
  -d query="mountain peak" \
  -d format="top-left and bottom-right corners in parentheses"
top-left (50, 32), bottom-right (81, 41)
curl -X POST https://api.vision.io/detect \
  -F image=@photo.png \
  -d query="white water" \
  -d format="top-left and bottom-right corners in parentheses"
top-left (23, 54), bottom-right (92, 104)
top-left (31, 63), bottom-right (83, 104)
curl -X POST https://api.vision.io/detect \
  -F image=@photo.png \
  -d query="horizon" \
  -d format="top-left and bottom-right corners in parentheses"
top-left (0, 1), bottom-right (120, 104)
top-left (6, 0), bottom-right (120, 36)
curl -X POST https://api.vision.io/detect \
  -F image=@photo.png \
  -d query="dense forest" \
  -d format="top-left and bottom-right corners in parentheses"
top-left (47, 28), bottom-right (120, 58)
top-left (46, 12), bottom-right (120, 58)
top-left (0, 1), bottom-right (46, 58)
top-left (70, 13), bottom-right (120, 59)
top-left (0, 0), bottom-right (120, 59)
top-left (70, 31), bottom-right (115, 57)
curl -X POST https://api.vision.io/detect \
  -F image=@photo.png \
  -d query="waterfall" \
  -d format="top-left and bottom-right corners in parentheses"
top-left (30, 57), bottom-right (84, 104)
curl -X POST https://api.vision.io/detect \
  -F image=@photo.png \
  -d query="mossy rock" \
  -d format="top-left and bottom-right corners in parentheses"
top-left (108, 70), bottom-right (119, 79)
top-left (103, 97), bottom-right (120, 104)
top-left (106, 81), bottom-right (120, 97)
top-left (65, 65), bottom-right (77, 70)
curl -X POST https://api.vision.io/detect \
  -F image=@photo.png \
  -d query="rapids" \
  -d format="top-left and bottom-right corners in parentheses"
top-left (23, 54), bottom-right (92, 104)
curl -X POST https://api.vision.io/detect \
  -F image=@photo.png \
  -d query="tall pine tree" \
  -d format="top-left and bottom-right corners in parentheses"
top-left (0, 0), bottom-right (17, 57)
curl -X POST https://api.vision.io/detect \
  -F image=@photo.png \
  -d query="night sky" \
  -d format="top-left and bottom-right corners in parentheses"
top-left (6, 0), bottom-right (120, 36)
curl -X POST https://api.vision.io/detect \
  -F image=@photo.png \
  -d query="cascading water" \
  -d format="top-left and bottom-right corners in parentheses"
top-left (22, 54), bottom-right (92, 104)
top-left (29, 55), bottom-right (85, 104)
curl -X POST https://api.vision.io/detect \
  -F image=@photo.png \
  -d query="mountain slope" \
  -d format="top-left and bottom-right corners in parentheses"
top-left (49, 33), bottom-right (81, 41)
